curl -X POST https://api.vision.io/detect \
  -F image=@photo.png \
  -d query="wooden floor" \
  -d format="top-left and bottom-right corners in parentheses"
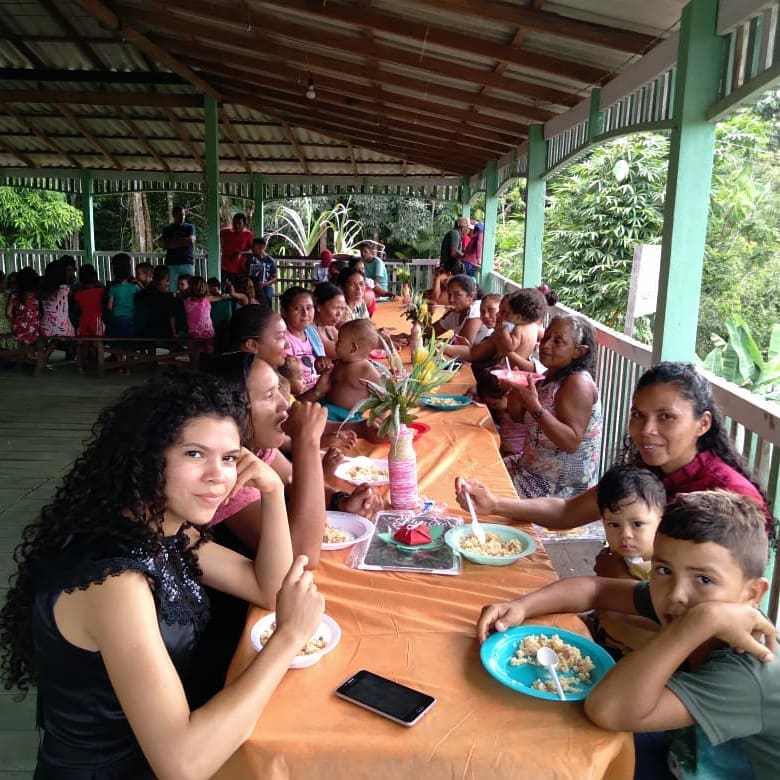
top-left (0, 360), bottom-right (601, 777)
top-left (0, 360), bottom-right (137, 778)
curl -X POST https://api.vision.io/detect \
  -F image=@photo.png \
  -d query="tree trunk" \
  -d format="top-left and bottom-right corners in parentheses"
top-left (131, 192), bottom-right (153, 252)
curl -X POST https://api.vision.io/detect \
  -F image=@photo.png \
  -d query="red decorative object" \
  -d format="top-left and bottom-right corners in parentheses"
top-left (393, 523), bottom-right (431, 545)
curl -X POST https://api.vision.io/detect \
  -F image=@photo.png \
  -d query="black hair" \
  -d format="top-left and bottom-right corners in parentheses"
top-left (658, 490), bottom-right (768, 579)
top-left (39, 259), bottom-right (69, 299)
top-left (233, 213), bottom-right (247, 225)
top-left (227, 305), bottom-right (281, 352)
top-left (110, 252), bottom-right (132, 282)
top-left (540, 314), bottom-right (597, 383)
top-left (505, 288), bottom-right (550, 322)
top-left (279, 285), bottom-right (313, 314)
top-left (207, 276), bottom-right (221, 288)
top-left (152, 265), bottom-right (170, 284)
top-left (336, 267), bottom-right (365, 289)
top-left (447, 274), bottom-right (477, 297)
top-left (14, 267), bottom-right (39, 297)
top-left (0, 372), bottom-right (246, 693)
top-left (78, 264), bottom-right (99, 287)
top-left (312, 282), bottom-right (345, 307)
top-left (476, 369), bottom-right (505, 400)
top-left (597, 465), bottom-right (666, 514)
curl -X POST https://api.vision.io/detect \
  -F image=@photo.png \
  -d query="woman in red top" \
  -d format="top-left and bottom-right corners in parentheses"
top-left (456, 362), bottom-right (771, 531)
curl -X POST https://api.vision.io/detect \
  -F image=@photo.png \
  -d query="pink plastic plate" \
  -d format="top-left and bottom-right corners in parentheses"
top-left (490, 369), bottom-right (545, 388)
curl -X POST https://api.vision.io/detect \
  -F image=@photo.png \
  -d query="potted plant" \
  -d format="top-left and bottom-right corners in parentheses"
top-left (395, 266), bottom-right (412, 303)
top-left (402, 290), bottom-right (431, 354)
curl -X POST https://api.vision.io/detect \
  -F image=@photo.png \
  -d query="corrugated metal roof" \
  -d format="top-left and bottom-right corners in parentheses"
top-left (0, 0), bottom-right (689, 179)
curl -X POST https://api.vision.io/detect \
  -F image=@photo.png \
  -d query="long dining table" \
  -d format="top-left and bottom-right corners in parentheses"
top-left (214, 302), bottom-right (633, 779)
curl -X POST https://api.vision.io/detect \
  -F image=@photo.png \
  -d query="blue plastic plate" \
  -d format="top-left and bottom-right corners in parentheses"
top-left (421, 394), bottom-right (472, 410)
top-left (480, 625), bottom-right (615, 701)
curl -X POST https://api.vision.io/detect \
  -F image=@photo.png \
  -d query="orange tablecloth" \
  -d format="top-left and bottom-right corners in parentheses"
top-left (215, 303), bottom-right (633, 779)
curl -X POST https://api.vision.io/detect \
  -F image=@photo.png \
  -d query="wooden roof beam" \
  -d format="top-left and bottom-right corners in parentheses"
top-left (69, 0), bottom-right (220, 98)
top-left (4, 104), bottom-right (82, 168)
top-left (37, 0), bottom-right (107, 70)
top-left (0, 137), bottom-right (35, 167)
top-left (0, 68), bottom-right (186, 85)
top-left (349, 145), bottom-right (358, 177)
top-left (401, 0), bottom-right (656, 54)
top-left (58, 105), bottom-right (125, 170)
top-left (157, 2), bottom-right (578, 107)
top-left (242, 0), bottom-right (610, 83)
top-left (116, 106), bottom-right (171, 172)
top-left (220, 108), bottom-right (251, 174)
top-left (162, 107), bottom-right (204, 172)
top-left (282, 123), bottom-right (310, 176)
top-left (169, 44), bottom-right (534, 136)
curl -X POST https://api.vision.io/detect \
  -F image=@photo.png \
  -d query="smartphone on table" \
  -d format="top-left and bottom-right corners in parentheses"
top-left (336, 669), bottom-right (436, 727)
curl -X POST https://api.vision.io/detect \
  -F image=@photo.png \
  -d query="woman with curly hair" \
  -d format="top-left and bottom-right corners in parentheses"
top-left (457, 361), bottom-right (769, 532)
top-left (0, 372), bottom-right (323, 779)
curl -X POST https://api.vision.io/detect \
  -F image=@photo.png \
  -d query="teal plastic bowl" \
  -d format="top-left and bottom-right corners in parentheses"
top-left (445, 523), bottom-right (537, 566)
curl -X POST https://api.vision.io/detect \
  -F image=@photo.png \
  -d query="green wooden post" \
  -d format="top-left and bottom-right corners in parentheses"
top-left (460, 177), bottom-right (471, 219)
top-left (252, 173), bottom-right (265, 238)
top-left (522, 125), bottom-right (546, 288)
top-left (204, 96), bottom-right (221, 280)
top-left (653, 0), bottom-right (722, 363)
top-left (80, 169), bottom-right (95, 265)
top-left (480, 160), bottom-right (498, 289)
top-left (588, 88), bottom-right (604, 143)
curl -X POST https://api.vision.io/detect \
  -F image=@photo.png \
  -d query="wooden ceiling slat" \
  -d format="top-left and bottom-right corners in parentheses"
top-left (250, 0), bottom-right (610, 83)
top-left (166, 42), bottom-right (532, 138)
top-left (58, 105), bottom-right (124, 170)
top-left (70, 0), bottom-right (221, 99)
top-left (154, 0), bottom-right (579, 108)
top-left (402, 0), bottom-right (657, 53)
top-left (0, 68), bottom-right (186, 85)
top-left (139, 12), bottom-right (559, 123)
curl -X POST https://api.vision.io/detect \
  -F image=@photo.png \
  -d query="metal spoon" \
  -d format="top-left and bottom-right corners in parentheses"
top-left (463, 489), bottom-right (487, 545)
top-left (536, 646), bottom-right (566, 701)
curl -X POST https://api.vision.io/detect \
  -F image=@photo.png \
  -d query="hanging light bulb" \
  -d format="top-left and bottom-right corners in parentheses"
top-left (305, 78), bottom-right (316, 100)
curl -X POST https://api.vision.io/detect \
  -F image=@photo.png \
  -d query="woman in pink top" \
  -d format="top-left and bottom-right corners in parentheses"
top-left (39, 259), bottom-right (75, 337)
top-left (279, 286), bottom-right (319, 391)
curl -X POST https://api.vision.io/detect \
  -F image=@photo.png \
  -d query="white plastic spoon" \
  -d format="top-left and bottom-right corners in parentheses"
top-left (463, 489), bottom-right (487, 545)
top-left (536, 646), bottom-right (566, 701)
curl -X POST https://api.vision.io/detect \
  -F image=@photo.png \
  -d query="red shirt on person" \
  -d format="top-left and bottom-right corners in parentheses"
top-left (220, 226), bottom-right (254, 275)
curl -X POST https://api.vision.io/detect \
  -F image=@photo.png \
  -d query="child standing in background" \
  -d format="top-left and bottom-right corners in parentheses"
top-left (0, 271), bottom-right (15, 350)
top-left (72, 265), bottom-right (105, 372)
top-left (183, 276), bottom-right (215, 344)
top-left (106, 252), bottom-right (137, 339)
top-left (246, 237), bottom-right (277, 308)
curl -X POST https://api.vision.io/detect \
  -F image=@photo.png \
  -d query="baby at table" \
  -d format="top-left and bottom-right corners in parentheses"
top-left (587, 465), bottom-right (666, 658)
top-left (320, 318), bottom-right (381, 423)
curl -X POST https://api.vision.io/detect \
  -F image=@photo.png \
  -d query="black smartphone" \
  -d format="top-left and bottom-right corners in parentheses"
top-left (335, 670), bottom-right (436, 727)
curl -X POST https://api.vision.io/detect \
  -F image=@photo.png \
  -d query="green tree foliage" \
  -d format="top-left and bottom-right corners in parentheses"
top-left (541, 134), bottom-right (668, 330)
top-left (0, 187), bottom-right (82, 248)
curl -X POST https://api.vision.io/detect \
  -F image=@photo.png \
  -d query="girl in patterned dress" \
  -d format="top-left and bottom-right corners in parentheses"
top-left (40, 259), bottom-right (75, 338)
top-left (8, 266), bottom-right (41, 348)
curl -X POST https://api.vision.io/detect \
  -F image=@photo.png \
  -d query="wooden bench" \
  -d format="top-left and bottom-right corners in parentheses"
top-left (0, 335), bottom-right (211, 376)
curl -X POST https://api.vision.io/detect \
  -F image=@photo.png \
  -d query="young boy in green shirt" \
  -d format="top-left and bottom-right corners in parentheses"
top-left (477, 491), bottom-right (778, 779)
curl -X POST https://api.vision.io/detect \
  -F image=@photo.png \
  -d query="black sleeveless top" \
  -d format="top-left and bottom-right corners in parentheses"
top-left (31, 526), bottom-right (210, 779)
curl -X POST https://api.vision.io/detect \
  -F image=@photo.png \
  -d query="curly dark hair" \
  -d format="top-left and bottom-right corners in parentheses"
top-left (540, 314), bottom-right (598, 385)
top-left (0, 371), bottom-right (247, 693)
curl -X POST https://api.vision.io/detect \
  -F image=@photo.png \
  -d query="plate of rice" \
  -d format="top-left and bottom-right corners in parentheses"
top-left (480, 625), bottom-right (615, 701)
top-left (444, 523), bottom-right (536, 566)
top-left (250, 613), bottom-right (341, 669)
top-left (334, 457), bottom-right (390, 486)
top-left (322, 510), bottom-right (374, 550)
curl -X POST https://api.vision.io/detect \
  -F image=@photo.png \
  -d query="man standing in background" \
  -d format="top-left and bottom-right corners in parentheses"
top-left (439, 216), bottom-right (471, 273)
top-left (160, 206), bottom-right (196, 292)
